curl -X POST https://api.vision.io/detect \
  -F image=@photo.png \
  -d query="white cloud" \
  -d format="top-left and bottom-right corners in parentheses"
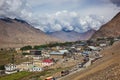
top-left (0, 0), bottom-right (119, 33)
top-left (0, 0), bottom-right (32, 19)
top-left (30, 11), bottom-right (105, 33)
top-left (80, 3), bottom-right (120, 20)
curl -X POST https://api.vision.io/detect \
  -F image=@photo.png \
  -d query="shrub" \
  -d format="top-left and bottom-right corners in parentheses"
top-left (20, 45), bottom-right (32, 51)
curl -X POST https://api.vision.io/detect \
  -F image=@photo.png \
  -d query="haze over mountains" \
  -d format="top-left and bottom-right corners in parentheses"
top-left (0, 18), bottom-right (60, 48)
top-left (0, 11), bottom-right (120, 48)
top-left (48, 29), bottom-right (96, 42)
top-left (0, 17), bottom-right (96, 48)
top-left (0, 17), bottom-right (97, 48)
top-left (91, 12), bottom-right (120, 39)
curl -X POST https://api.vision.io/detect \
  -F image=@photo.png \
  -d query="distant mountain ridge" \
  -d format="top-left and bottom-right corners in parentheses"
top-left (48, 29), bottom-right (96, 42)
top-left (91, 12), bottom-right (120, 39)
top-left (0, 17), bottom-right (60, 48)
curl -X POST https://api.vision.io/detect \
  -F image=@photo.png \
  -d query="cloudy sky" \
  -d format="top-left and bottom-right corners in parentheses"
top-left (0, 0), bottom-right (120, 33)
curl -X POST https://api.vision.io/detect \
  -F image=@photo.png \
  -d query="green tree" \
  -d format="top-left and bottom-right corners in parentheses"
top-left (0, 65), bottom-right (5, 70)
top-left (110, 39), bottom-right (114, 45)
top-left (20, 45), bottom-right (32, 51)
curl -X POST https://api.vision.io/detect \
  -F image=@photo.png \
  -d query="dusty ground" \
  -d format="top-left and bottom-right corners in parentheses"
top-left (50, 55), bottom-right (83, 69)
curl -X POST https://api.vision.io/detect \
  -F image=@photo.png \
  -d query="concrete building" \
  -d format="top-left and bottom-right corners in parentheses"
top-left (29, 66), bottom-right (42, 72)
top-left (5, 64), bottom-right (18, 74)
top-left (50, 50), bottom-right (69, 59)
top-left (42, 59), bottom-right (53, 67)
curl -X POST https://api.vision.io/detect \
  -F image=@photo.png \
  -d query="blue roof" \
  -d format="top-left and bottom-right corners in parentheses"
top-left (82, 51), bottom-right (91, 54)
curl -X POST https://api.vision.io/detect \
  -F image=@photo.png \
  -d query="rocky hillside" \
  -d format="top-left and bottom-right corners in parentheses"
top-left (91, 12), bottom-right (120, 39)
top-left (48, 29), bottom-right (96, 42)
top-left (0, 18), bottom-right (60, 48)
top-left (59, 41), bottom-right (120, 80)
top-left (80, 41), bottom-right (120, 80)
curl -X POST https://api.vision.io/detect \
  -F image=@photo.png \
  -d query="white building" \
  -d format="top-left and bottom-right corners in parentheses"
top-left (88, 46), bottom-right (101, 51)
top-left (33, 55), bottom-right (41, 60)
top-left (42, 59), bottom-right (53, 67)
top-left (17, 62), bottom-right (34, 71)
top-left (59, 50), bottom-right (69, 54)
top-left (5, 64), bottom-right (18, 74)
top-left (29, 66), bottom-right (42, 72)
top-left (99, 43), bottom-right (107, 47)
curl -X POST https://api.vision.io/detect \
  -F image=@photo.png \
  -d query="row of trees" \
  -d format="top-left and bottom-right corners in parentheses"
top-left (20, 42), bottom-right (75, 51)
top-left (20, 45), bottom-right (32, 51)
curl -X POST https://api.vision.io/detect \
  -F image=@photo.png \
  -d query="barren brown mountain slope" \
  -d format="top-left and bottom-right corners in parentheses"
top-left (91, 12), bottom-right (120, 39)
top-left (59, 41), bottom-right (120, 80)
top-left (48, 29), bottom-right (96, 42)
top-left (0, 18), bottom-right (60, 48)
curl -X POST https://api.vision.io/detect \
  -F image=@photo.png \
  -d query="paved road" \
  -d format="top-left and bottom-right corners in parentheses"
top-left (57, 58), bottom-right (94, 80)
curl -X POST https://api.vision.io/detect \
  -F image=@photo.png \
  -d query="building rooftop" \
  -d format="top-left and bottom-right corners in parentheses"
top-left (42, 59), bottom-right (53, 63)
top-left (50, 50), bottom-right (69, 55)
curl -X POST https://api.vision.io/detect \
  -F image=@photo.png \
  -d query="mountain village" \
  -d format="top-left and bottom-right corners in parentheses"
top-left (0, 36), bottom-right (119, 80)
top-left (0, 0), bottom-right (120, 80)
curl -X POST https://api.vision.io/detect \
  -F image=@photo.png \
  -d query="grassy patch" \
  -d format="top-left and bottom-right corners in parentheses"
top-left (0, 50), bottom-right (30, 66)
top-left (0, 51), bottom-right (13, 66)
top-left (0, 71), bottom-right (31, 80)
top-left (27, 67), bottom-right (71, 80)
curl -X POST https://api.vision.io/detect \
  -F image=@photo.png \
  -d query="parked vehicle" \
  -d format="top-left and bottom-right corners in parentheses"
top-left (61, 70), bottom-right (69, 76)
top-left (45, 76), bottom-right (56, 80)
top-left (78, 63), bottom-right (84, 68)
